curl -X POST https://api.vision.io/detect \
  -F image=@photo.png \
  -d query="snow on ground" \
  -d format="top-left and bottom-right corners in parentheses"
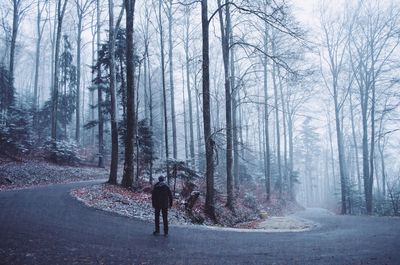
top-left (256, 216), bottom-right (317, 232)
top-left (71, 184), bottom-right (194, 225)
top-left (0, 161), bottom-right (108, 191)
top-left (71, 183), bottom-right (318, 232)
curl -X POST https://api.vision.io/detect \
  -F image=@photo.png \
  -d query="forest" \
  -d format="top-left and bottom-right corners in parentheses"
top-left (1, 0), bottom-right (400, 220)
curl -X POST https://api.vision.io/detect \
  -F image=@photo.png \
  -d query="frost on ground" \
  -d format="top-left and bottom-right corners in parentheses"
top-left (0, 161), bottom-right (108, 191)
top-left (71, 183), bottom-right (317, 231)
top-left (256, 216), bottom-right (317, 232)
top-left (71, 183), bottom-right (194, 226)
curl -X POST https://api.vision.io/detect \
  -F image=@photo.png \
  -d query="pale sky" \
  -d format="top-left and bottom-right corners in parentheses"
top-left (291, 0), bottom-right (320, 28)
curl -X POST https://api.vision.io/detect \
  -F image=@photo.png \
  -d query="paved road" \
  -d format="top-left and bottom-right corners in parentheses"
top-left (0, 182), bottom-right (399, 265)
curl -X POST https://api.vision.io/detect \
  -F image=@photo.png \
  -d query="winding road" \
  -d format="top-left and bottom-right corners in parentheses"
top-left (1, 181), bottom-right (399, 265)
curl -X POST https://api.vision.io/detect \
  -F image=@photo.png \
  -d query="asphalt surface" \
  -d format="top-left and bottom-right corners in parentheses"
top-left (0, 181), bottom-right (399, 265)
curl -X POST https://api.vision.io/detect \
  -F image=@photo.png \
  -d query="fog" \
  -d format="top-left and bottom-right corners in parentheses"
top-left (1, 0), bottom-right (400, 216)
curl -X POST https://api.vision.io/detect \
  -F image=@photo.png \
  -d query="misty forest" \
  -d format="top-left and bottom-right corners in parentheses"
top-left (1, 0), bottom-right (400, 264)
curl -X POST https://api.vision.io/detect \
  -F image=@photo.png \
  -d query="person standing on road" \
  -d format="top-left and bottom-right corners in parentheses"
top-left (152, 176), bottom-right (173, 236)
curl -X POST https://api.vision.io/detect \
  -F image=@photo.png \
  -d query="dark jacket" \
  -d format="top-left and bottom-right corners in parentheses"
top-left (152, 181), bottom-right (173, 209)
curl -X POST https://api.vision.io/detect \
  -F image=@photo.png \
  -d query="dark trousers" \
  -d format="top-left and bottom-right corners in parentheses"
top-left (154, 208), bottom-right (168, 233)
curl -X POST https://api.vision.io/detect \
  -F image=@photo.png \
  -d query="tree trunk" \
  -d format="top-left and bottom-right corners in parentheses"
top-left (168, 0), bottom-right (177, 160)
top-left (287, 110), bottom-right (294, 200)
top-left (278, 66), bottom-right (288, 197)
top-left (9, 0), bottom-right (20, 87)
top-left (96, 0), bottom-right (104, 168)
top-left (90, 14), bottom-right (96, 145)
top-left (231, 62), bottom-right (240, 190)
top-left (75, 15), bottom-right (82, 143)
top-left (333, 79), bottom-right (348, 214)
top-left (184, 7), bottom-right (195, 169)
top-left (51, 0), bottom-right (69, 145)
top-left (201, 0), bottom-right (215, 219)
top-left (34, 0), bottom-right (47, 115)
top-left (108, 0), bottom-right (118, 184)
top-left (368, 59), bottom-right (376, 214)
top-left (122, 0), bottom-right (136, 188)
top-left (377, 108), bottom-right (387, 197)
top-left (349, 87), bottom-right (362, 194)
top-left (146, 35), bottom-right (153, 184)
top-left (327, 112), bottom-right (337, 192)
top-left (271, 38), bottom-right (282, 197)
top-left (158, 0), bottom-right (170, 183)
top-left (195, 75), bottom-right (202, 171)
top-left (263, 19), bottom-right (271, 201)
top-left (182, 64), bottom-right (189, 161)
top-left (217, 0), bottom-right (233, 210)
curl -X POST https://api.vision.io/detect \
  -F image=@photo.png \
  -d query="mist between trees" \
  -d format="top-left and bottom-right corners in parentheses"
top-left (1, 0), bottom-right (399, 217)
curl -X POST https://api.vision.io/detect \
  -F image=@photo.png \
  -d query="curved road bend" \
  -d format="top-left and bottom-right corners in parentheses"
top-left (0, 181), bottom-right (399, 265)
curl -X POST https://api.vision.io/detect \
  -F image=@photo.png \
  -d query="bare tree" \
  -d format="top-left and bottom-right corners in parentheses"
top-left (156, 0), bottom-right (170, 183)
top-left (74, 0), bottom-right (94, 143)
top-left (96, 0), bottom-right (104, 167)
top-left (271, 30), bottom-right (283, 197)
top-left (9, 0), bottom-right (31, 87)
top-left (182, 4), bottom-right (195, 169)
top-left (33, 0), bottom-right (48, 114)
top-left (319, 7), bottom-right (351, 214)
top-left (349, 1), bottom-right (400, 214)
top-left (167, 0), bottom-right (178, 160)
top-left (51, 0), bottom-right (69, 146)
top-left (217, 0), bottom-right (234, 209)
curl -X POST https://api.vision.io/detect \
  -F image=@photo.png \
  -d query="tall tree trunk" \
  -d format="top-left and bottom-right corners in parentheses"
top-left (90, 14), bottom-right (96, 145)
top-left (51, 0), bottom-right (69, 146)
top-left (349, 86), bottom-right (362, 194)
top-left (195, 75), bottom-right (202, 171)
top-left (167, 0), bottom-right (177, 160)
top-left (377, 109), bottom-right (387, 197)
top-left (143, 7), bottom-right (150, 122)
top-left (278, 66), bottom-right (288, 197)
top-left (228, 5), bottom-right (239, 190)
top-left (287, 109), bottom-right (294, 200)
top-left (122, 0), bottom-right (136, 188)
top-left (184, 7), bottom-right (195, 169)
top-left (9, 0), bottom-right (20, 88)
top-left (146, 35), bottom-right (154, 184)
top-left (238, 91), bottom-right (244, 160)
top-left (271, 38), bottom-right (282, 197)
top-left (231, 62), bottom-right (239, 189)
top-left (263, 19), bottom-right (271, 201)
top-left (327, 112), bottom-right (337, 192)
top-left (158, 0), bottom-right (170, 183)
top-left (333, 79), bottom-right (348, 214)
top-left (34, 0), bottom-right (47, 116)
top-left (108, 0), bottom-right (118, 184)
top-left (217, 0), bottom-right (233, 209)
top-left (50, 1), bottom-right (57, 96)
top-left (182, 64), bottom-right (189, 161)
top-left (75, 15), bottom-right (82, 143)
top-left (202, 0), bottom-right (215, 219)
top-left (367, 59), bottom-right (376, 214)
top-left (75, 0), bottom-right (94, 144)
top-left (96, 0), bottom-right (104, 167)
top-left (360, 69), bottom-right (370, 214)
top-left (378, 141), bottom-right (386, 197)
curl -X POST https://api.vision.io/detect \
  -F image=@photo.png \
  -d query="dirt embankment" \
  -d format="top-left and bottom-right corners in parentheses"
top-left (71, 183), bottom-right (318, 232)
top-left (0, 161), bottom-right (108, 191)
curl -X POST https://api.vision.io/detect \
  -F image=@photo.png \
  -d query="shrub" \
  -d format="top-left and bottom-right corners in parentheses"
top-left (43, 139), bottom-right (81, 165)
